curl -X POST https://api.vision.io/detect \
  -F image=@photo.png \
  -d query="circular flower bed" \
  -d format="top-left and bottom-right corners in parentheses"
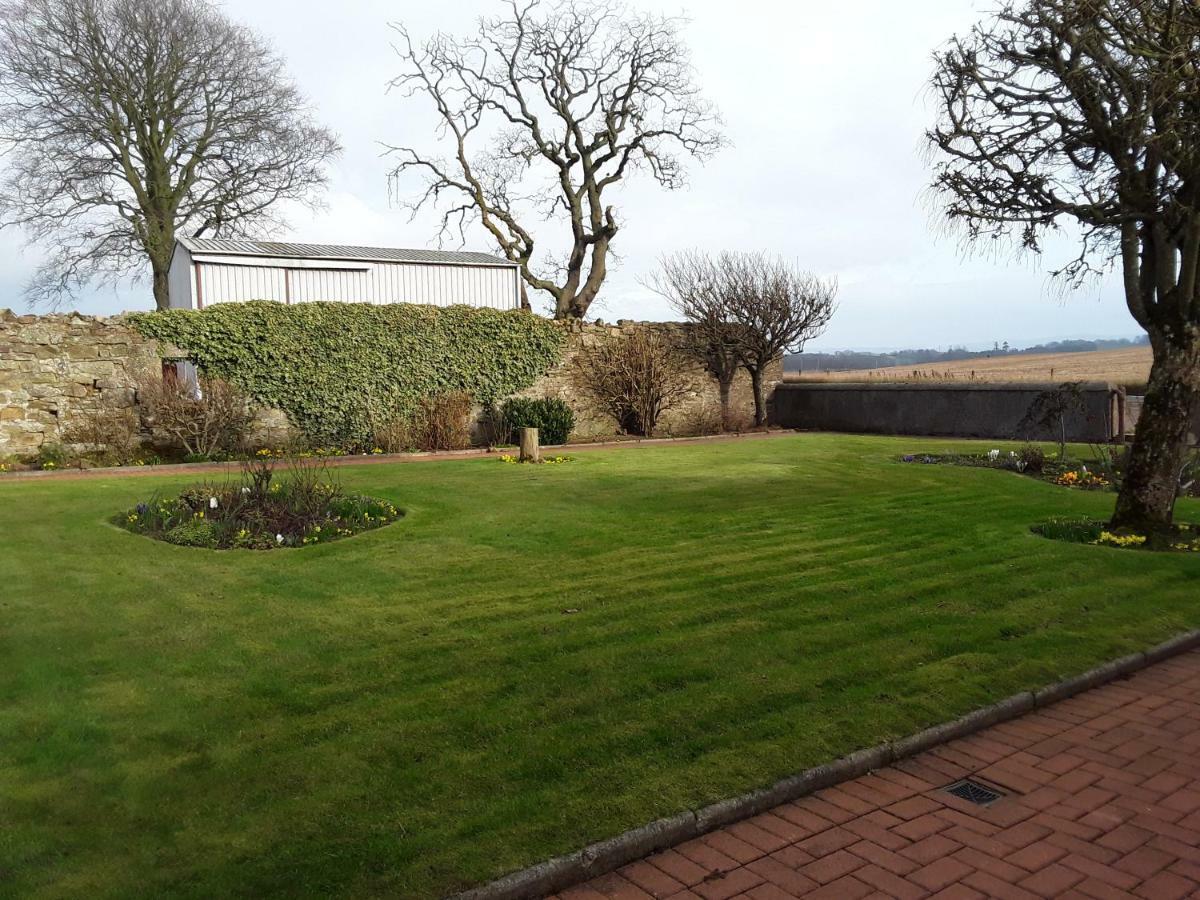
top-left (117, 457), bottom-right (401, 550)
top-left (1032, 517), bottom-right (1200, 553)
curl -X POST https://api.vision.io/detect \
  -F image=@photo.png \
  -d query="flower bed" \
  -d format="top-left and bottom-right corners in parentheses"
top-left (1032, 517), bottom-right (1200, 553)
top-left (498, 453), bottom-right (574, 465)
top-left (900, 447), bottom-right (1197, 497)
top-left (117, 457), bottom-right (401, 550)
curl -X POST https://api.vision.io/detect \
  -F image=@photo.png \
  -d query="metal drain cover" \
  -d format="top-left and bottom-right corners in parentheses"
top-left (944, 778), bottom-right (1005, 806)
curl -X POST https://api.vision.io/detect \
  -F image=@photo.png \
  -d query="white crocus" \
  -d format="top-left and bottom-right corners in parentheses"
top-left (276, 533), bottom-right (284, 544)
top-left (209, 496), bottom-right (218, 509)
top-left (988, 449), bottom-right (1000, 462)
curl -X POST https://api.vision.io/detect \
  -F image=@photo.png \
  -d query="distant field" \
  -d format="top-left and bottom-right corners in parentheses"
top-left (787, 345), bottom-right (1153, 386)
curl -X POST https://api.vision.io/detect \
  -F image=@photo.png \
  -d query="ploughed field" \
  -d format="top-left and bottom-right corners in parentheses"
top-left (1, 434), bottom-right (1196, 898)
top-left (787, 345), bottom-right (1153, 386)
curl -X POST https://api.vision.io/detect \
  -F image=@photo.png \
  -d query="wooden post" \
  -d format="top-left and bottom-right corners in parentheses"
top-left (519, 427), bottom-right (540, 463)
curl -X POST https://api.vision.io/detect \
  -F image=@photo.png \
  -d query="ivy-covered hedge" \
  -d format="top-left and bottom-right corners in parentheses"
top-left (128, 302), bottom-right (565, 447)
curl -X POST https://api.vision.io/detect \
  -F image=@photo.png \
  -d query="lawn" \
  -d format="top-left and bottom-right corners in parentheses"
top-left (1, 434), bottom-right (1197, 898)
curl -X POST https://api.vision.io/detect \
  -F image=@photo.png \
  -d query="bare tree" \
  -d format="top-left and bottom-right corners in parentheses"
top-left (645, 250), bottom-right (741, 427)
top-left (0, 0), bottom-right (341, 310)
top-left (721, 252), bottom-right (837, 427)
top-left (927, 0), bottom-right (1200, 531)
top-left (387, 0), bottom-right (724, 320)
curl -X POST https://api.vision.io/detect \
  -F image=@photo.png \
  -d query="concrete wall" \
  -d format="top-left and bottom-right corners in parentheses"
top-left (1124, 395), bottom-right (1200, 445)
top-left (772, 382), bottom-right (1125, 443)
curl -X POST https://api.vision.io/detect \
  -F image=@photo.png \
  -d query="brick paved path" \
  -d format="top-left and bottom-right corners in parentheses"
top-left (557, 650), bottom-right (1200, 900)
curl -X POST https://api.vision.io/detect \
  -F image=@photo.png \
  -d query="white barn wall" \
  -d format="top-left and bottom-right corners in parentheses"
top-left (201, 264), bottom-right (288, 306)
top-left (183, 256), bottom-right (519, 309)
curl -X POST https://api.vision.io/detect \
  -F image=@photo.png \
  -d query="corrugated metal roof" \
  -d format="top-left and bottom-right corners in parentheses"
top-left (177, 236), bottom-right (516, 267)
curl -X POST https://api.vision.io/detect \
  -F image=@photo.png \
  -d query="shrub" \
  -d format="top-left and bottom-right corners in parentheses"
top-left (1016, 445), bottom-right (1046, 474)
top-left (136, 372), bottom-right (253, 458)
top-left (119, 455), bottom-right (401, 550)
top-left (373, 391), bottom-right (474, 452)
top-left (36, 441), bottom-right (68, 470)
top-left (62, 389), bottom-right (142, 465)
top-left (128, 302), bottom-right (564, 447)
top-left (499, 397), bottom-right (575, 446)
top-left (569, 329), bottom-right (692, 436)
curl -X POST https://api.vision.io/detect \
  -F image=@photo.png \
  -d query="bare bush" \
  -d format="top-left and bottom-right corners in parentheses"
top-left (137, 373), bottom-right (253, 458)
top-left (62, 389), bottom-right (142, 464)
top-left (374, 392), bottom-right (474, 452)
top-left (570, 330), bottom-right (692, 436)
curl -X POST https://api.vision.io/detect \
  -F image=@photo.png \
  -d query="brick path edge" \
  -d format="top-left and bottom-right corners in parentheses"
top-left (446, 629), bottom-right (1200, 900)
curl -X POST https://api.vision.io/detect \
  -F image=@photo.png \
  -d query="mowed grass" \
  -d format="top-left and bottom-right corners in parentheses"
top-left (1, 434), bottom-right (1197, 898)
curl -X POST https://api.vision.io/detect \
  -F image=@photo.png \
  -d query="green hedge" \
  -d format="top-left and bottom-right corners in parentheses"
top-left (129, 302), bottom-right (565, 447)
top-left (500, 397), bottom-right (575, 445)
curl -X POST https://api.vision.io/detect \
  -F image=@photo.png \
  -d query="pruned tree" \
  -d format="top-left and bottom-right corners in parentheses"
top-left (927, 0), bottom-right (1200, 531)
top-left (387, 0), bottom-right (724, 320)
top-left (720, 252), bottom-right (837, 427)
top-left (0, 0), bottom-right (341, 310)
top-left (644, 250), bottom-right (741, 428)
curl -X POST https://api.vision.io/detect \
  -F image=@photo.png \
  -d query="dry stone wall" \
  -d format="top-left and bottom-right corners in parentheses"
top-left (0, 310), bottom-right (165, 455)
top-left (0, 311), bottom-right (783, 457)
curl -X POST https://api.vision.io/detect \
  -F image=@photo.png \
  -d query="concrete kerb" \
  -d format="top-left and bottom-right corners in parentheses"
top-left (447, 629), bottom-right (1200, 900)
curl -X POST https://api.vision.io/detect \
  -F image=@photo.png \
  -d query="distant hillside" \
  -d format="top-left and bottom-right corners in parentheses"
top-left (786, 335), bottom-right (1149, 373)
top-left (785, 345), bottom-right (1152, 387)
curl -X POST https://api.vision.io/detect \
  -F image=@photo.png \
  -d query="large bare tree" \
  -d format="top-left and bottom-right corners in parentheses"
top-left (928, 0), bottom-right (1200, 531)
top-left (387, 0), bottom-right (724, 320)
top-left (0, 0), bottom-right (341, 310)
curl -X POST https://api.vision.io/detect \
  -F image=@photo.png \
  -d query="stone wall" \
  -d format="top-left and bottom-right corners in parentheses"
top-left (521, 320), bottom-right (781, 440)
top-left (0, 310), bottom-right (164, 455)
top-left (0, 311), bottom-right (782, 457)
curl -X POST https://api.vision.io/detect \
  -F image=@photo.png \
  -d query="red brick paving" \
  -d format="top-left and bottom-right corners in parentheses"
top-left (554, 650), bottom-right (1200, 899)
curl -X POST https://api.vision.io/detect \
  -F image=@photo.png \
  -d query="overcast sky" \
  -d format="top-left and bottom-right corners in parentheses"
top-left (0, 0), bottom-right (1144, 351)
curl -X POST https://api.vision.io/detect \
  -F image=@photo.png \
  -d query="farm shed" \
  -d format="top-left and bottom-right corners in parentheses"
top-left (167, 237), bottom-right (521, 310)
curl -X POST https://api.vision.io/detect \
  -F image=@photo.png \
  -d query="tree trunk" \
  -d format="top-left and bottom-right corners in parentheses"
top-left (1110, 330), bottom-right (1200, 531)
top-left (718, 375), bottom-right (733, 430)
top-left (152, 259), bottom-right (171, 311)
top-left (748, 366), bottom-right (767, 427)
